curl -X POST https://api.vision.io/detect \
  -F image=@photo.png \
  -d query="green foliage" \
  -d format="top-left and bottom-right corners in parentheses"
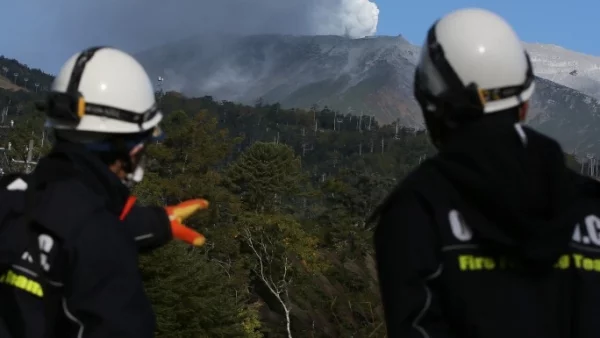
top-left (239, 212), bottom-right (321, 271)
top-left (228, 142), bottom-right (303, 212)
top-left (321, 169), bottom-right (396, 227)
top-left (140, 243), bottom-right (259, 337)
top-left (130, 96), bottom-right (402, 337)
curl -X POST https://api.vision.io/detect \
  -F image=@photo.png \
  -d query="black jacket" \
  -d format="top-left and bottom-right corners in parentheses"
top-left (373, 115), bottom-right (600, 338)
top-left (0, 142), bottom-right (171, 338)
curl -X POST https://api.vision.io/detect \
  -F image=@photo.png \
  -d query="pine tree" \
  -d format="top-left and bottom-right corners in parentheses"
top-left (227, 142), bottom-right (303, 212)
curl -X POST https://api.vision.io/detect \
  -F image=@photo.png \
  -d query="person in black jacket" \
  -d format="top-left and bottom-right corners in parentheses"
top-left (0, 46), bottom-right (204, 338)
top-left (372, 8), bottom-right (600, 338)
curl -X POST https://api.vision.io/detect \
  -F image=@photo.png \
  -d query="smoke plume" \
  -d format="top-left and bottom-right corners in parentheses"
top-left (1, 0), bottom-right (379, 73)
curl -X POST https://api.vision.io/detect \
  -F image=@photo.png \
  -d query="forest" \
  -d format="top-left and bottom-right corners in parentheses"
top-left (0, 55), bottom-right (586, 337)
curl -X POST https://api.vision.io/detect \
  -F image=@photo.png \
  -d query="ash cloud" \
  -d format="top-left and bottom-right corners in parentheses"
top-left (0, 0), bottom-right (379, 73)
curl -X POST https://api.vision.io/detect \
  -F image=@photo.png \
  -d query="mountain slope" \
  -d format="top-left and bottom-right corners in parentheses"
top-left (0, 75), bottom-right (24, 91)
top-left (528, 77), bottom-right (600, 155)
top-left (525, 43), bottom-right (600, 99)
top-left (136, 34), bottom-right (600, 155)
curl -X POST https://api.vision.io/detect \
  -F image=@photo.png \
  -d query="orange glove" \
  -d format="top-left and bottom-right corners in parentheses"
top-left (165, 199), bottom-right (209, 247)
top-left (120, 196), bottom-right (209, 247)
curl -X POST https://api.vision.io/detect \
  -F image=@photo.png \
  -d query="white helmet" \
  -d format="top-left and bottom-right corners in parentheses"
top-left (414, 8), bottom-right (534, 116)
top-left (46, 46), bottom-right (162, 134)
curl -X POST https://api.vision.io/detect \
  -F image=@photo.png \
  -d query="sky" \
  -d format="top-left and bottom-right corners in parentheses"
top-left (0, 0), bottom-right (598, 74)
top-left (376, 0), bottom-right (600, 54)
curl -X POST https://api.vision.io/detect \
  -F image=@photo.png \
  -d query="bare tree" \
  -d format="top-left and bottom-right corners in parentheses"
top-left (242, 228), bottom-right (293, 338)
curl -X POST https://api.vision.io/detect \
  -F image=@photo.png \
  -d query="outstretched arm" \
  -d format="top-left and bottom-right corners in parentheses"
top-left (121, 198), bottom-right (208, 253)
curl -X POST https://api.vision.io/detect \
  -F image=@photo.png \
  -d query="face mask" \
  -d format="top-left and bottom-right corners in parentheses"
top-left (129, 154), bottom-right (146, 183)
top-left (122, 143), bottom-right (147, 187)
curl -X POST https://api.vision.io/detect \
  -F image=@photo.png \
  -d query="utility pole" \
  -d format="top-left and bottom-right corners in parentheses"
top-left (358, 111), bottom-right (363, 132)
top-left (333, 112), bottom-right (336, 131)
top-left (301, 127), bottom-right (307, 157)
top-left (156, 76), bottom-right (165, 104)
top-left (1, 106), bottom-right (7, 124)
top-left (335, 114), bottom-right (343, 131)
top-left (12, 139), bottom-right (38, 174)
top-left (333, 150), bottom-right (337, 168)
top-left (0, 142), bottom-right (11, 176)
top-left (312, 106), bottom-right (318, 134)
top-left (0, 99), bottom-right (11, 129)
top-left (381, 137), bottom-right (385, 153)
top-left (346, 106), bottom-right (353, 130)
